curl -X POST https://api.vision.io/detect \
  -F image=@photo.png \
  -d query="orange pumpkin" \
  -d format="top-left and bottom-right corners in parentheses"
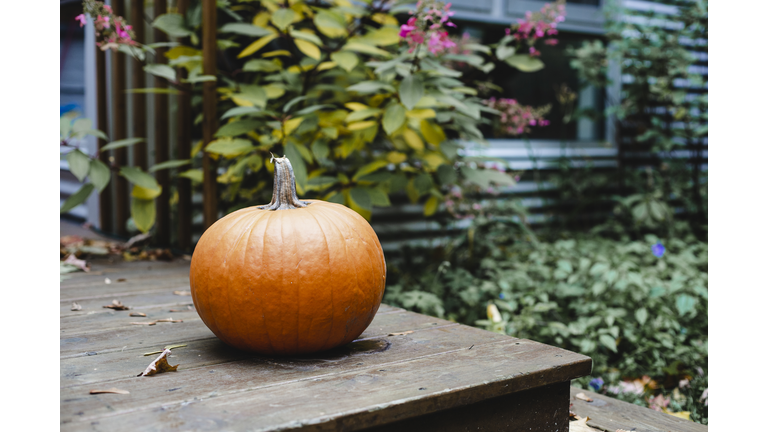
top-left (190, 156), bottom-right (386, 355)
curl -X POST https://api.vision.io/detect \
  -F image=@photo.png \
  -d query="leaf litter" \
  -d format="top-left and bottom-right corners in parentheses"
top-left (103, 299), bottom-right (130, 310)
top-left (138, 349), bottom-right (179, 377)
top-left (90, 388), bottom-right (130, 395)
top-left (143, 344), bottom-right (187, 356)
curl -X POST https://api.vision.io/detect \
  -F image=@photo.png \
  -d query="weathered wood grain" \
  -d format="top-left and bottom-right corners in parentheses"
top-left (62, 337), bottom-right (589, 431)
top-left (569, 387), bottom-right (708, 432)
top-left (61, 310), bottom-right (445, 358)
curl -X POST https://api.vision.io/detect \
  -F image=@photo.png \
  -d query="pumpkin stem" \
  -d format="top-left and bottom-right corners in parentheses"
top-left (259, 155), bottom-right (311, 210)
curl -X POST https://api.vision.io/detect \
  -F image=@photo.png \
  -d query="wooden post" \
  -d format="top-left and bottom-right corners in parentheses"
top-left (131, 0), bottom-right (147, 170)
top-left (111, 0), bottom-right (129, 237)
top-left (202, 0), bottom-right (218, 229)
top-left (154, 0), bottom-right (171, 245)
top-left (177, 0), bottom-right (192, 250)
top-left (96, 46), bottom-right (112, 233)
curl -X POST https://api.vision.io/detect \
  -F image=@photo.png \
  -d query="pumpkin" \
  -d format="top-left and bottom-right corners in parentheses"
top-left (190, 156), bottom-right (386, 355)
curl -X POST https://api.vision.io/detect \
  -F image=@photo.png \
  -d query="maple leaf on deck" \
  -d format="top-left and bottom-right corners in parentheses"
top-left (138, 349), bottom-right (179, 377)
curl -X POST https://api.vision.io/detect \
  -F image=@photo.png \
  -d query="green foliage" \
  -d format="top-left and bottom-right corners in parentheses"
top-left (386, 214), bottom-right (707, 422)
top-left (141, 0), bottom-right (545, 220)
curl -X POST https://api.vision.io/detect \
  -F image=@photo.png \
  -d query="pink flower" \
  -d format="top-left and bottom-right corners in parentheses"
top-left (399, 17), bottom-right (417, 38)
top-left (75, 14), bottom-right (87, 27)
top-left (103, 5), bottom-right (112, 13)
top-left (472, 203), bottom-right (482, 210)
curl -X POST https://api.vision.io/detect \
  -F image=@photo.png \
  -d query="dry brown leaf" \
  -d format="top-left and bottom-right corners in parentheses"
top-left (131, 321), bottom-right (157, 326)
top-left (129, 312), bottom-right (147, 317)
top-left (173, 290), bottom-right (191, 296)
top-left (388, 331), bottom-right (414, 336)
top-left (90, 388), bottom-right (130, 395)
top-left (116, 278), bottom-right (127, 282)
top-left (569, 415), bottom-right (600, 432)
top-left (143, 344), bottom-right (187, 356)
top-left (103, 299), bottom-right (130, 310)
top-left (156, 318), bottom-right (183, 323)
top-left (138, 349), bottom-right (179, 377)
top-left (124, 232), bottom-right (151, 249)
top-left (71, 302), bottom-right (82, 311)
top-left (575, 392), bottom-right (594, 402)
top-left (63, 254), bottom-right (90, 272)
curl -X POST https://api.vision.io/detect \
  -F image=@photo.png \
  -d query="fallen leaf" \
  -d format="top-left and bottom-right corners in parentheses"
top-left (131, 321), bottom-right (157, 326)
top-left (71, 302), bottom-right (82, 311)
top-left (125, 232), bottom-right (151, 249)
top-left (129, 312), bottom-right (147, 317)
top-left (116, 278), bottom-right (127, 282)
top-left (156, 318), bottom-right (183, 323)
top-left (105, 278), bottom-right (112, 284)
top-left (61, 235), bottom-right (85, 247)
top-left (388, 331), bottom-right (414, 336)
top-left (575, 392), bottom-right (594, 402)
top-left (182, 254), bottom-right (192, 261)
top-left (103, 299), bottom-right (130, 310)
top-left (173, 290), bottom-right (191, 296)
top-left (569, 415), bottom-right (600, 432)
top-left (63, 254), bottom-right (90, 272)
top-left (138, 349), bottom-right (179, 377)
top-left (662, 407), bottom-right (691, 420)
top-left (143, 344), bottom-right (188, 356)
top-left (90, 388), bottom-right (130, 395)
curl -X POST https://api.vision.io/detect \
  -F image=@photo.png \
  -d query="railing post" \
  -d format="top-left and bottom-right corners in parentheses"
top-left (96, 45), bottom-right (112, 233)
top-left (131, 0), bottom-right (147, 170)
top-left (177, 0), bottom-right (193, 250)
top-left (111, 0), bottom-right (129, 237)
top-left (202, 0), bottom-right (218, 229)
top-left (154, 0), bottom-right (171, 245)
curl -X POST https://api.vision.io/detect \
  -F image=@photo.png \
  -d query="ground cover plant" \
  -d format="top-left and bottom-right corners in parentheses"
top-left (385, 209), bottom-right (708, 423)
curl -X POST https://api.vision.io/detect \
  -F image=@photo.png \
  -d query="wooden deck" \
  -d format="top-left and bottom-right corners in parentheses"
top-left (61, 258), bottom-right (594, 431)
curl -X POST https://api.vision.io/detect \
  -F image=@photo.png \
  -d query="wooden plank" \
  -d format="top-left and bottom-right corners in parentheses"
top-left (130, 0), bottom-right (147, 170)
top-left (569, 387), bottom-right (708, 432)
top-left (61, 338), bottom-right (589, 431)
top-left (176, 0), bottom-right (192, 251)
top-left (60, 260), bottom-right (191, 288)
top-left (95, 45), bottom-right (112, 232)
top-left (60, 313), bottom-right (471, 389)
top-left (111, 0), bottom-right (128, 237)
top-left (61, 272), bottom-right (189, 296)
top-left (201, 0), bottom-right (218, 229)
top-left (367, 382), bottom-right (570, 432)
top-left (154, 0), bottom-right (171, 245)
top-left (60, 310), bottom-right (448, 358)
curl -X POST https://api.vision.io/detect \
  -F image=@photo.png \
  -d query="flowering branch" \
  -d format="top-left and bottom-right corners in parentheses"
top-left (505, 0), bottom-right (565, 56)
top-left (483, 98), bottom-right (551, 136)
top-left (399, 1), bottom-right (457, 56)
top-left (77, 0), bottom-right (138, 51)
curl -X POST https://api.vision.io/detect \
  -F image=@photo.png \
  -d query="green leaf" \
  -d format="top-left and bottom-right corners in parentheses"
top-left (314, 10), bottom-right (347, 38)
top-left (423, 195), bottom-right (439, 216)
top-left (149, 159), bottom-right (190, 172)
top-left (215, 120), bottom-right (260, 137)
top-left (436, 164), bottom-right (457, 185)
top-left (179, 169), bottom-right (203, 183)
top-left (290, 30), bottom-right (323, 46)
top-left (676, 294), bottom-right (697, 316)
top-left (296, 105), bottom-right (335, 116)
top-left (496, 45), bottom-right (515, 61)
top-left (599, 334), bottom-right (618, 353)
top-left (414, 173), bottom-right (433, 194)
top-left (461, 167), bottom-right (514, 189)
top-left (120, 166), bottom-right (160, 191)
top-left (221, 106), bottom-right (263, 120)
top-left (66, 150), bottom-right (91, 182)
top-left (307, 176), bottom-right (338, 187)
top-left (219, 23), bottom-right (272, 37)
top-left (243, 59), bottom-right (281, 73)
top-left (635, 308), bottom-right (648, 325)
top-left (100, 137), bottom-right (145, 152)
top-left (331, 51), bottom-right (359, 72)
top-left (60, 117), bottom-right (72, 139)
top-left (132, 184), bottom-right (162, 200)
top-left (234, 85), bottom-right (268, 108)
top-left (504, 55), bottom-right (545, 73)
top-left (184, 75), bottom-right (216, 83)
top-left (80, 129), bottom-right (109, 140)
top-left (72, 118), bottom-right (92, 136)
top-left (60, 183), bottom-right (94, 214)
top-left (399, 75), bottom-right (424, 110)
top-left (326, 193), bottom-right (345, 204)
top-left (353, 160), bottom-right (389, 180)
top-left (144, 64), bottom-right (177, 82)
top-left (350, 187), bottom-right (372, 210)
top-left (346, 81), bottom-right (395, 94)
top-left (271, 8), bottom-right (296, 31)
top-left (152, 13), bottom-right (193, 38)
top-left (284, 142), bottom-right (307, 190)
top-left (368, 188), bottom-right (391, 207)
top-left (382, 103), bottom-right (406, 135)
top-left (205, 138), bottom-right (255, 157)
top-left (131, 198), bottom-right (156, 233)
top-left (89, 159), bottom-right (111, 192)
top-left (311, 141), bottom-right (329, 160)
top-left (342, 42), bottom-right (391, 57)
top-left (346, 108), bottom-right (381, 123)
